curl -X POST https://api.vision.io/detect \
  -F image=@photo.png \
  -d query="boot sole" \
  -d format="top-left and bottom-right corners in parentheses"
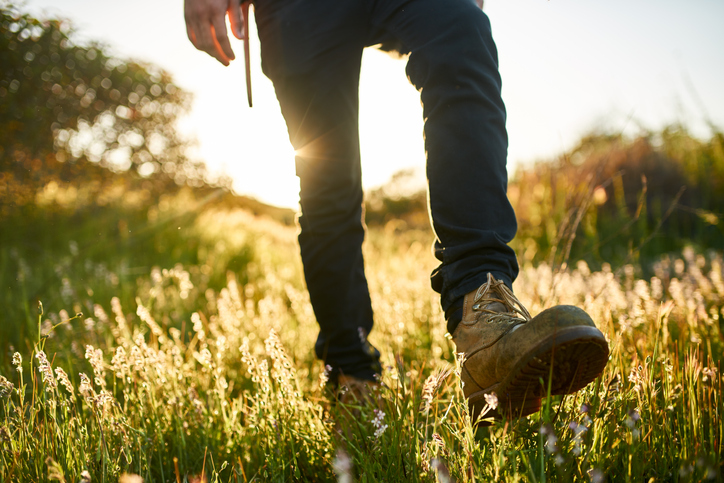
top-left (467, 325), bottom-right (609, 424)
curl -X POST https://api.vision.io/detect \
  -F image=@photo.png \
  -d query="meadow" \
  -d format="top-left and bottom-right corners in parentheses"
top-left (0, 186), bottom-right (722, 482)
top-left (2, 4), bottom-right (723, 480)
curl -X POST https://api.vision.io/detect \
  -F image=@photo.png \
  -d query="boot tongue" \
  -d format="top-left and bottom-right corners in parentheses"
top-left (481, 286), bottom-right (508, 314)
top-left (484, 301), bottom-right (507, 313)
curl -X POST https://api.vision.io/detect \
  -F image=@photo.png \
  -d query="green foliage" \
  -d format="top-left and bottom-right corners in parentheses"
top-left (509, 127), bottom-right (724, 270)
top-left (0, 186), bottom-right (257, 358)
top-left (365, 127), bottom-right (724, 272)
top-left (0, 206), bottom-right (722, 481)
top-left (0, 2), bottom-right (228, 216)
top-left (1, 4), bottom-right (723, 482)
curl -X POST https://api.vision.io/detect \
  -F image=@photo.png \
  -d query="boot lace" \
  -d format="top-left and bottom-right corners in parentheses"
top-left (471, 273), bottom-right (532, 324)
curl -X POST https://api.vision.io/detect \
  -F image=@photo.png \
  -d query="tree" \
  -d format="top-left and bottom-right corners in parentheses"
top-left (0, 2), bottom-right (226, 214)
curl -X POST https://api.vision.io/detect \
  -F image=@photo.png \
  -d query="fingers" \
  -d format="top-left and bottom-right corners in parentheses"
top-left (212, 15), bottom-right (236, 62)
top-left (184, 0), bottom-right (235, 66)
top-left (228, 0), bottom-right (244, 40)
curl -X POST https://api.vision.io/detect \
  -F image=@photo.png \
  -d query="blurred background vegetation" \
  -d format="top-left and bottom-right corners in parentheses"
top-left (2, 2), bottom-right (723, 355)
top-left (367, 127), bottom-right (724, 268)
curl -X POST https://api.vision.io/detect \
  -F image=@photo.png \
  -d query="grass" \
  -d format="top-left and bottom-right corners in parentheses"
top-left (1, 191), bottom-right (723, 482)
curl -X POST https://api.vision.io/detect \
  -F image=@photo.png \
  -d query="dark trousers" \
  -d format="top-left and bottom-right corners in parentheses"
top-left (254, 0), bottom-right (519, 381)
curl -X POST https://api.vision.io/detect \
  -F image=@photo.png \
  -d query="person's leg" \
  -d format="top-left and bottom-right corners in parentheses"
top-left (369, 0), bottom-right (609, 424)
top-left (367, 0), bottom-right (519, 334)
top-left (254, 0), bottom-right (381, 381)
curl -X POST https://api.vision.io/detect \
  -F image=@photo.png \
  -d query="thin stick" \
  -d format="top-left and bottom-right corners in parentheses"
top-left (242, 1), bottom-right (253, 108)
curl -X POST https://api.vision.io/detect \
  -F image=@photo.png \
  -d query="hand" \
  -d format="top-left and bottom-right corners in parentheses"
top-left (184, 0), bottom-right (247, 66)
top-left (475, 0), bottom-right (484, 8)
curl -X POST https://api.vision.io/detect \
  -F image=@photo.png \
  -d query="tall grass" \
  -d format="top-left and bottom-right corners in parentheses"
top-left (1, 192), bottom-right (722, 481)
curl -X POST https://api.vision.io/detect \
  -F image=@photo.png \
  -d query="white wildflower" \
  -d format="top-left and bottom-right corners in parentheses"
top-left (12, 353), bottom-right (22, 372)
top-left (371, 409), bottom-right (388, 439)
top-left (702, 367), bottom-right (717, 382)
top-left (332, 449), bottom-right (353, 483)
top-left (484, 392), bottom-right (499, 410)
top-left (540, 424), bottom-right (559, 454)
top-left (569, 421), bottom-right (588, 456)
top-left (588, 468), bottom-right (605, 483)
top-left (431, 458), bottom-right (453, 483)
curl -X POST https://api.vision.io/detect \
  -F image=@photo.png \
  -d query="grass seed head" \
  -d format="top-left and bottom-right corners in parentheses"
top-left (0, 376), bottom-right (14, 398)
top-left (35, 350), bottom-right (57, 390)
top-left (12, 352), bottom-right (22, 371)
top-left (54, 367), bottom-right (74, 396)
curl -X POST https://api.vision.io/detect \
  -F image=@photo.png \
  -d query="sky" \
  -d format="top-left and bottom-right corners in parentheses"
top-left (22, 0), bottom-right (724, 208)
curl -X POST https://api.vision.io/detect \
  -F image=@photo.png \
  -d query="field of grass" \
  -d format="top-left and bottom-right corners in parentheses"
top-left (1, 189), bottom-right (722, 482)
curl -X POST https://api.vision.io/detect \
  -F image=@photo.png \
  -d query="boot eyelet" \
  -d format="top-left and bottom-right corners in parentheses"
top-left (472, 304), bottom-right (481, 311)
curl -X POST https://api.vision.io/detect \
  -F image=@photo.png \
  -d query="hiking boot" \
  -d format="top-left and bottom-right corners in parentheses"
top-left (452, 274), bottom-right (609, 424)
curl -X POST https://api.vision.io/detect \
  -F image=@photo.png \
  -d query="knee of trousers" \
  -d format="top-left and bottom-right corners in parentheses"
top-left (297, 197), bottom-right (365, 242)
top-left (404, 8), bottom-right (499, 91)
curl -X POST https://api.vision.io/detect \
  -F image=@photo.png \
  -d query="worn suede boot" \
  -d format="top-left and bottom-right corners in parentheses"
top-left (452, 274), bottom-right (609, 424)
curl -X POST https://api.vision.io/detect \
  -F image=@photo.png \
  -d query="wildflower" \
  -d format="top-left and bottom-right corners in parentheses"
top-left (35, 351), bottom-right (57, 390)
top-left (679, 464), bottom-right (694, 478)
top-left (371, 409), bottom-right (388, 438)
top-left (662, 359), bottom-right (674, 381)
top-left (569, 421), bottom-right (588, 456)
top-left (332, 449), bottom-right (353, 483)
top-left (12, 353), bottom-right (22, 372)
top-left (484, 392), bottom-right (499, 410)
top-left (431, 458), bottom-right (453, 483)
top-left (702, 367), bottom-right (717, 382)
top-left (624, 409), bottom-right (641, 440)
top-left (54, 367), bottom-right (74, 396)
top-left (540, 424), bottom-right (559, 454)
top-left (588, 468), bottom-right (605, 483)
top-left (0, 376), bottom-right (14, 398)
